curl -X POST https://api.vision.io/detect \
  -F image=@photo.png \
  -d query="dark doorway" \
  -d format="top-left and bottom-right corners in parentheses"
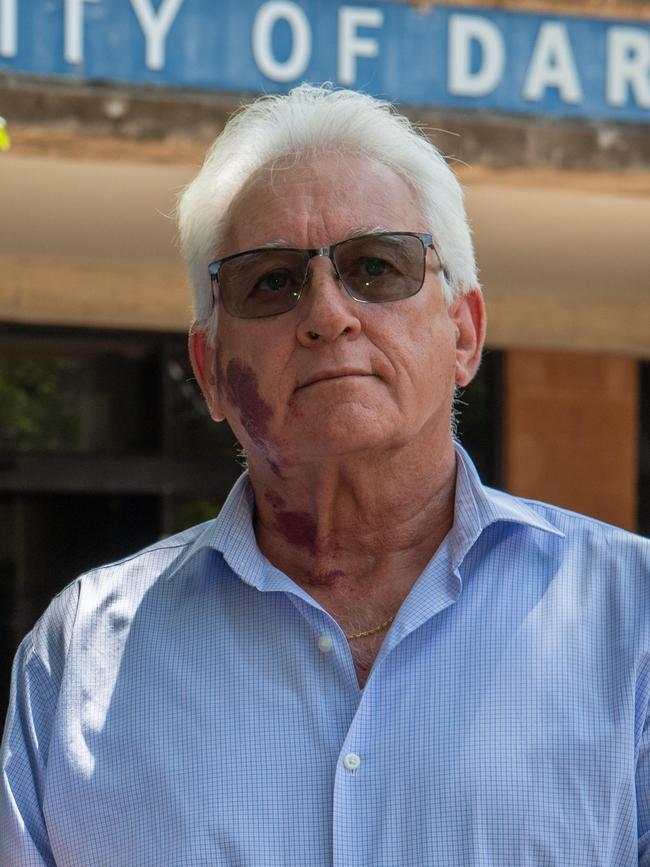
top-left (0, 324), bottom-right (241, 722)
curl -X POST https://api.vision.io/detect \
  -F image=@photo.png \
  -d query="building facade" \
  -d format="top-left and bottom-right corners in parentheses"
top-left (1, 0), bottom-right (649, 711)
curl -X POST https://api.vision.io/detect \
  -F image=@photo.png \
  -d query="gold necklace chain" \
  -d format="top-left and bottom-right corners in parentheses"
top-left (346, 614), bottom-right (396, 641)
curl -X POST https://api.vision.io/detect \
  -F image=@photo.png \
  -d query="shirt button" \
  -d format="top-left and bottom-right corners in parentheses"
top-left (343, 752), bottom-right (361, 771)
top-left (318, 635), bottom-right (333, 653)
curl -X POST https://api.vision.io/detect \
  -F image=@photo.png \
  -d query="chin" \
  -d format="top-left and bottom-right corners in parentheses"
top-left (282, 415), bottom-right (401, 463)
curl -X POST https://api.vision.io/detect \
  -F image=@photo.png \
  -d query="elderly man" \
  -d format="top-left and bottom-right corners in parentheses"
top-left (2, 85), bottom-right (649, 866)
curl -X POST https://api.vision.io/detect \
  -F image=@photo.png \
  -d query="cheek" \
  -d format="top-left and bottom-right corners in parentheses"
top-left (393, 320), bottom-right (457, 403)
top-left (221, 353), bottom-right (275, 448)
top-left (214, 344), bottom-right (226, 402)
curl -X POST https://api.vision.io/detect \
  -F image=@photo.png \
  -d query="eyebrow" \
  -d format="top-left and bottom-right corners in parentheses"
top-left (259, 227), bottom-right (390, 250)
top-left (217, 227), bottom-right (396, 264)
top-left (345, 225), bottom-right (390, 239)
top-left (260, 238), bottom-right (293, 248)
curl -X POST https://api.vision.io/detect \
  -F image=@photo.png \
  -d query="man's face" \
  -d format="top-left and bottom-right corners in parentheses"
top-left (191, 154), bottom-right (484, 471)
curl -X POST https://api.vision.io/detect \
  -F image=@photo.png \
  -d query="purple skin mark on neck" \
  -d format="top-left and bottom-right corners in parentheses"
top-left (273, 509), bottom-right (317, 552)
top-left (307, 569), bottom-right (345, 587)
top-left (267, 459), bottom-right (284, 479)
top-left (221, 359), bottom-right (341, 588)
top-left (270, 507), bottom-right (344, 587)
top-left (223, 357), bottom-right (274, 449)
top-left (264, 489), bottom-right (286, 510)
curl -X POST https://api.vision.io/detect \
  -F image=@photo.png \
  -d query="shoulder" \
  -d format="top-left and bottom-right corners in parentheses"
top-left (471, 488), bottom-right (650, 653)
top-left (23, 519), bottom-right (225, 682)
top-left (485, 487), bottom-right (650, 588)
top-left (3, 519), bottom-right (229, 774)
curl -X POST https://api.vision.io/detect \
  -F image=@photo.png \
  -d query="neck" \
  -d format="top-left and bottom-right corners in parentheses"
top-left (250, 439), bottom-right (458, 603)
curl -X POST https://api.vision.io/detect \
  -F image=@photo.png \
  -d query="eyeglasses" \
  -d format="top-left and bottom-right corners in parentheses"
top-left (208, 231), bottom-right (447, 320)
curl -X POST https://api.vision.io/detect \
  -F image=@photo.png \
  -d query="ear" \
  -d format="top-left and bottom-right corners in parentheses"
top-left (449, 288), bottom-right (487, 387)
top-left (188, 325), bottom-right (225, 422)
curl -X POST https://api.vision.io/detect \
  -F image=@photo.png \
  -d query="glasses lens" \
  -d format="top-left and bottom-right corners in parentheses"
top-left (334, 234), bottom-right (426, 302)
top-left (218, 249), bottom-right (307, 318)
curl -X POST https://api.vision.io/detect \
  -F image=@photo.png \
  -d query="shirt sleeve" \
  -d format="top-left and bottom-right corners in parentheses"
top-left (1, 582), bottom-right (80, 867)
top-left (637, 652), bottom-right (650, 866)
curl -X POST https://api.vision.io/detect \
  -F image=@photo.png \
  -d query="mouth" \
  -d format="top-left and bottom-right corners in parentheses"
top-left (296, 369), bottom-right (372, 391)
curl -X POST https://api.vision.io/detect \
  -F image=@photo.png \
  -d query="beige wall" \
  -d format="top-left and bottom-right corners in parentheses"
top-left (504, 350), bottom-right (639, 530)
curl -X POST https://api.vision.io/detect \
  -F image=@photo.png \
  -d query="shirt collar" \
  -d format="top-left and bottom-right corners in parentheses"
top-left (450, 442), bottom-right (565, 572)
top-left (203, 471), bottom-right (274, 590)
top-left (203, 443), bottom-right (565, 589)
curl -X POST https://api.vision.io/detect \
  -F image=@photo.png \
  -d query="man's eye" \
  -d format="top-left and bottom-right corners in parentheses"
top-left (257, 270), bottom-right (290, 294)
top-left (360, 258), bottom-right (390, 278)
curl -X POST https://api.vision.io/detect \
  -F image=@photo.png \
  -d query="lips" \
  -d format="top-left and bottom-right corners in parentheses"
top-left (296, 369), bottom-right (371, 390)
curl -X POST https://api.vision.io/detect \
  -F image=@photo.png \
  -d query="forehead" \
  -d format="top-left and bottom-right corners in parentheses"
top-left (221, 153), bottom-right (426, 255)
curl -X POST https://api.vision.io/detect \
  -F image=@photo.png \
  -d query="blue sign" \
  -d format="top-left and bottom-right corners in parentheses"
top-left (1, 0), bottom-right (649, 122)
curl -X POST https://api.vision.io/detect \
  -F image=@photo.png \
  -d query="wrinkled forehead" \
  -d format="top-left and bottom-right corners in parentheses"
top-left (220, 152), bottom-right (427, 257)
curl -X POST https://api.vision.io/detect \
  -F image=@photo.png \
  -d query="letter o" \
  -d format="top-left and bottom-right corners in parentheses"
top-left (252, 1), bottom-right (312, 83)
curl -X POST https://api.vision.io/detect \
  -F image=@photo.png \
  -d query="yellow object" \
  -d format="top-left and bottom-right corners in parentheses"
top-left (0, 117), bottom-right (11, 151)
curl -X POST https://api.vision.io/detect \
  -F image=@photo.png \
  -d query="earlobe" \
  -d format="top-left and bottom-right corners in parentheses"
top-left (451, 289), bottom-right (487, 387)
top-left (188, 326), bottom-right (225, 422)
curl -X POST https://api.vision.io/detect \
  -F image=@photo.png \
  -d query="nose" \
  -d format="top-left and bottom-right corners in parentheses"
top-left (296, 256), bottom-right (362, 346)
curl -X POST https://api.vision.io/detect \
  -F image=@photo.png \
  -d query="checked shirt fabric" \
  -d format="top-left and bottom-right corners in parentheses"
top-left (2, 445), bottom-right (650, 866)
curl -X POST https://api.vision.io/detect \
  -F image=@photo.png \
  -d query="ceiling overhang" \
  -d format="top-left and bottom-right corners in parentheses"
top-left (2, 154), bottom-right (648, 358)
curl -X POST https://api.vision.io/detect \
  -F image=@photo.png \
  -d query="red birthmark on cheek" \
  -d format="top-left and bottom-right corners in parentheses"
top-left (224, 357), bottom-right (274, 448)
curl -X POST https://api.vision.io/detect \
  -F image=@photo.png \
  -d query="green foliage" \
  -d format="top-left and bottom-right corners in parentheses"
top-left (0, 359), bottom-right (80, 453)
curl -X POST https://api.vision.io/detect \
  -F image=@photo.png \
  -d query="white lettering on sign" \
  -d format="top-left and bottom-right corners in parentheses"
top-left (338, 6), bottom-right (383, 86)
top-left (252, 1), bottom-right (311, 82)
top-left (65, 0), bottom-right (98, 64)
top-left (129, 0), bottom-right (184, 71)
top-left (522, 21), bottom-right (583, 103)
top-left (0, 0), bottom-right (16, 57)
top-left (607, 26), bottom-right (650, 108)
top-left (448, 14), bottom-right (504, 97)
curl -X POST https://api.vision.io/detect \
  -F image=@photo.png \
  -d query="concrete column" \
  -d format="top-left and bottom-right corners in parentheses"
top-left (504, 350), bottom-right (639, 531)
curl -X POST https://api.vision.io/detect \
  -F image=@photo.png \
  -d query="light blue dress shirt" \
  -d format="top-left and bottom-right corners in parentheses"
top-left (2, 446), bottom-right (650, 866)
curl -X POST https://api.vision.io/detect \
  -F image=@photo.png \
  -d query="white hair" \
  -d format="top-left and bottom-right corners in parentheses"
top-left (177, 84), bottom-right (479, 337)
